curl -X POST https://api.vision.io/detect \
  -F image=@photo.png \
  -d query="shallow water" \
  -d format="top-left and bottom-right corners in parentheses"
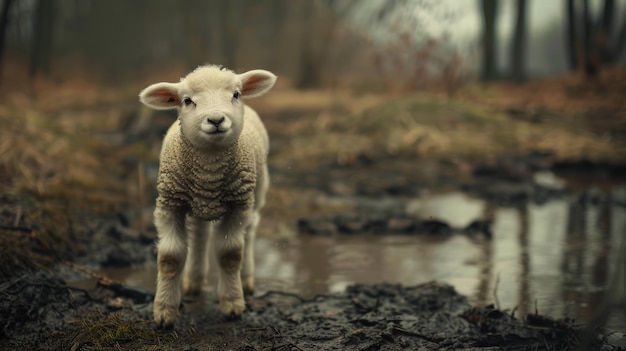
top-left (77, 174), bottom-right (626, 330)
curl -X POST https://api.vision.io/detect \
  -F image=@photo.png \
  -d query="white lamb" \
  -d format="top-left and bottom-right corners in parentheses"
top-left (139, 64), bottom-right (276, 328)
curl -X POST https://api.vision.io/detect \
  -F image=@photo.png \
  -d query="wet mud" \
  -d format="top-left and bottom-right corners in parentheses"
top-left (2, 144), bottom-right (626, 349)
top-left (1, 271), bottom-right (621, 350)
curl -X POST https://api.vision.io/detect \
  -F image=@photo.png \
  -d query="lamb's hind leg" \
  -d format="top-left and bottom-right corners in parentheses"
top-left (241, 211), bottom-right (259, 295)
top-left (183, 215), bottom-right (210, 295)
top-left (153, 206), bottom-right (187, 329)
top-left (242, 164), bottom-right (268, 295)
top-left (212, 208), bottom-right (251, 316)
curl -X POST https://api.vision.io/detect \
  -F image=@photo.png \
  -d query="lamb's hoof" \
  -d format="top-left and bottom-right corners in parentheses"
top-left (223, 313), bottom-right (243, 321)
top-left (155, 320), bottom-right (174, 330)
top-left (242, 277), bottom-right (255, 296)
top-left (219, 298), bottom-right (246, 317)
top-left (153, 301), bottom-right (178, 330)
top-left (182, 284), bottom-right (202, 296)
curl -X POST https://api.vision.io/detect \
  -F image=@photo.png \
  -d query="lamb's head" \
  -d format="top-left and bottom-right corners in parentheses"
top-left (139, 65), bottom-right (276, 149)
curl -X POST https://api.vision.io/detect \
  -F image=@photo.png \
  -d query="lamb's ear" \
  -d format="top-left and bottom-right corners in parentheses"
top-left (139, 82), bottom-right (181, 110)
top-left (239, 70), bottom-right (277, 98)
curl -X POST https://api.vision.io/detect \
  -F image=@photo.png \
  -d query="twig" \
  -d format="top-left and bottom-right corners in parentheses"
top-left (62, 260), bottom-right (154, 301)
top-left (138, 160), bottom-right (145, 233)
top-left (271, 325), bottom-right (282, 336)
top-left (0, 279), bottom-right (93, 300)
top-left (255, 290), bottom-right (305, 303)
top-left (359, 339), bottom-right (383, 351)
top-left (13, 206), bottom-right (22, 226)
top-left (0, 224), bottom-right (32, 232)
top-left (62, 260), bottom-right (120, 285)
top-left (391, 325), bottom-right (442, 343)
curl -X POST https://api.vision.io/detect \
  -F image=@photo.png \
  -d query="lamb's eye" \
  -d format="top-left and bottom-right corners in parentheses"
top-left (233, 91), bottom-right (241, 100)
top-left (183, 97), bottom-right (193, 105)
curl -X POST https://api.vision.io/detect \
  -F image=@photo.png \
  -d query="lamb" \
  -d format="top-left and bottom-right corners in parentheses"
top-left (139, 64), bottom-right (276, 328)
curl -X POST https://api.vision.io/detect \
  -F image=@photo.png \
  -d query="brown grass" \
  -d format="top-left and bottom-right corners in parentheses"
top-left (69, 312), bottom-right (161, 351)
top-left (0, 89), bottom-right (152, 281)
top-left (263, 92), bottom-right (623, 169)
top-left (1, 61), bottom-right (624, 279)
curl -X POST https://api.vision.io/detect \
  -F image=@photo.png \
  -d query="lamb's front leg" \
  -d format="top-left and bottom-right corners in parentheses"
top-left (212, 208), bottom-right (252, 317)
top-left (183, 216), bottom-right (210, 295)
top-left (153, 206), bottom-right (187, 329)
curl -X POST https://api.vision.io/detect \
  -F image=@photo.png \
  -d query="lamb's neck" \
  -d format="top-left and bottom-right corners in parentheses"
top-left (179, 135), bottom-right (240, 176)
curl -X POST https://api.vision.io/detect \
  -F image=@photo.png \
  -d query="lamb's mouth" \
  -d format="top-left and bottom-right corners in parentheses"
top-left (201, 128), bottom-right (228, 135)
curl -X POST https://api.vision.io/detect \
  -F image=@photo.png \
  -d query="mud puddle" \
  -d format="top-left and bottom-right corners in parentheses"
top-left (69, 183), bottom-right (626, 331)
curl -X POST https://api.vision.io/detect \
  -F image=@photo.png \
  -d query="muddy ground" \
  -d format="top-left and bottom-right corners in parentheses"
top-left (1, 156), bottom-right (625, 350)
top-left (2, 72), bottom-right (626, 349)
top-left (2, 270), bottom-right (617, 351)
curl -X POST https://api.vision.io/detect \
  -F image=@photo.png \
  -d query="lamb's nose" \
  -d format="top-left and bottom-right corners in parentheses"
top-left (207, 117), bottom-right (225, 126)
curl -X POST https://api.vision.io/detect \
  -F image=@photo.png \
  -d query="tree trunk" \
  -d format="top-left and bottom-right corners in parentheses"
top-left (511, 0), bottom-right (528, 83)
top-left (582, 0), bottom-right (598, 77)
top-left (565, 0), bottom-right (578, 71)
top-left (263, 0), bottom-right (287, 67)
top-left (295, 1), bottom-right (335, 89)
top-left (30, 0), bottom-right (57, 77)
top-left (613, 6), bottom-right (626, 60)
top-left (0, 0), bottom-right (15, 81)
top-left (598, 0), bottom-right (615, 63)
top-left (183, 0), bottom-right (209, 70)
top-left (480, 0), bottom-right (498, 81)
top-left (217, 0), bottom-right (242, 69)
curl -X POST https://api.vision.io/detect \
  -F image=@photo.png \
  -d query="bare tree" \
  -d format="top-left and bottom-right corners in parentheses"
top-left (262, 0), bottom-right (287, 68)
top-left (183, 0), bottom-right (211, 70)
top-left (613, 6), bottom-right (626, 61)
top-left (295, 1), bottom-right (336, 89)
top-left (330, 0), bottom-right (464, 90)
top-left (566, 0), bottom-right (620, 77)
top-left (597, 0), bottom-right (615, 63)
top-left (565, 0), bottom-right (578, 70)
top-left (481, 0), bottom-right (498, 81)
top-left (216, 0), bottom-right (243, 69)
top-left (582, 0), bottom-right (597, 76)
top-left (30, 0), bottom-right (57, 77)
top-left (510, 0), bottom-right (528, 83)
top-left (0, 0), bottom-right (15, 81)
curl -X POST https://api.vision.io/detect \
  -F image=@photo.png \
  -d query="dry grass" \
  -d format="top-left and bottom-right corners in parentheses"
top-left (70, 313), bottom-right (160, 351)
top-left (464, 65), bottom-right (626, 116)
top-left (264, 92), bottom-right (624, 170)
top-left (0, 89), bottom-right (152, 281)
top-left (1, 62), bottom-right (624, 280)
top-left (0, 106), bottom-right (136, 212)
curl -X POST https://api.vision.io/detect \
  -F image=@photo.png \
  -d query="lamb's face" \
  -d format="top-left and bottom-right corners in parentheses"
top-left (139, 65), bottom-right (277, 150)
top-left (177, 68), bottom-right (245, 149)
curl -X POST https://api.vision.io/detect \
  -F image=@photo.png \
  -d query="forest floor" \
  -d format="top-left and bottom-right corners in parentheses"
top-left (1, 65), bottom-right (626, 350)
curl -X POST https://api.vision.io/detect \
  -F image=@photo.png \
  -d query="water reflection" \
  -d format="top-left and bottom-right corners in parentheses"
top-left (85, 175), bottom-right (626, 329)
